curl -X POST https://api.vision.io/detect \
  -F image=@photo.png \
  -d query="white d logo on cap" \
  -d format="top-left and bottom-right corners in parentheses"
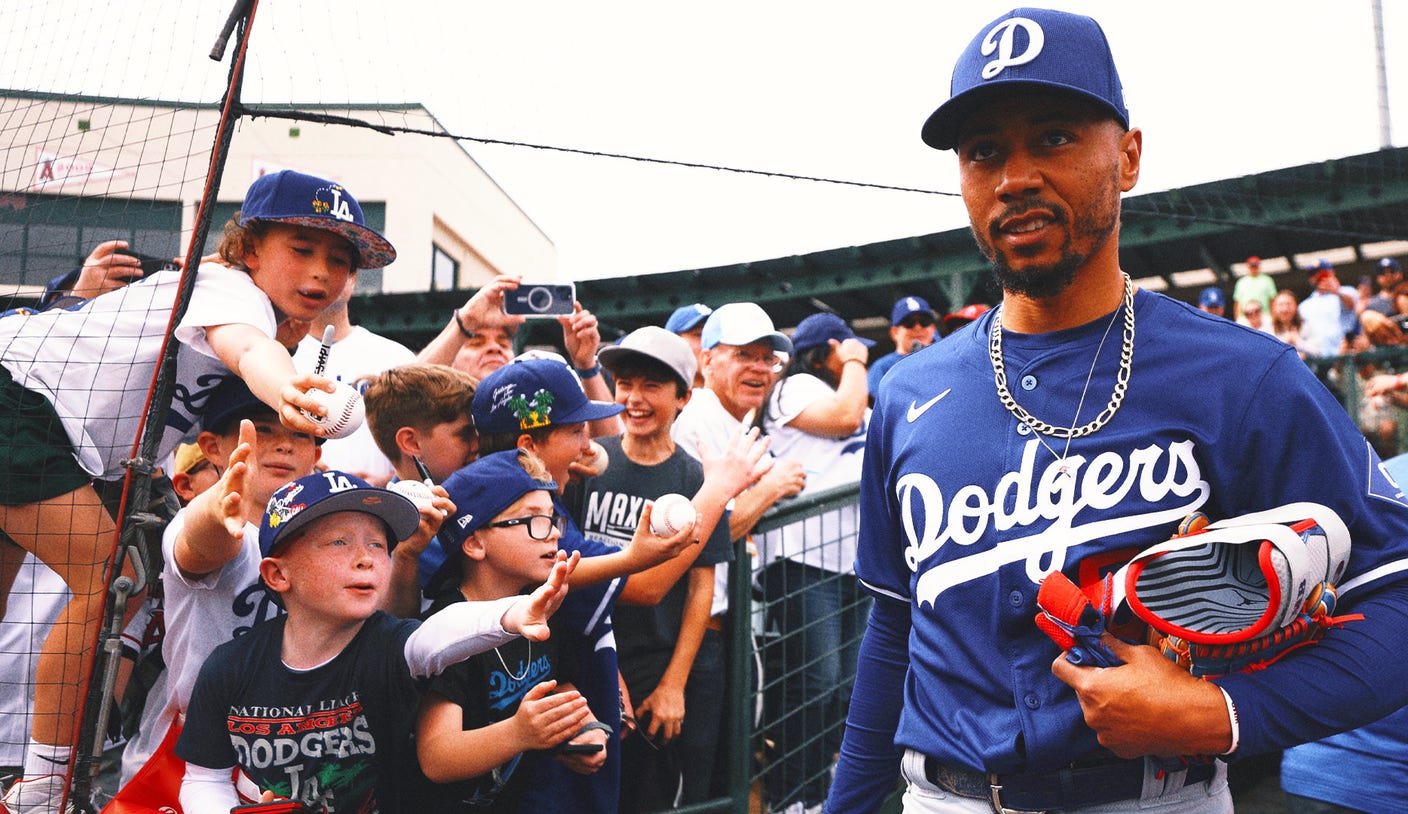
top-left (980, 17), bottom-right (1045, 79)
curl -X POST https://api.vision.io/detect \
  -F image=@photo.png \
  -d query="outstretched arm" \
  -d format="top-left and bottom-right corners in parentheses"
top-left (417, 274), bottom-right (526, 366)
top-left (172, 420), bottom-right (255, 579)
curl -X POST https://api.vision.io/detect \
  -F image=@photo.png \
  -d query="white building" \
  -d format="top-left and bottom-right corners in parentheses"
top-left (0, 90), bottom-right (557, 299)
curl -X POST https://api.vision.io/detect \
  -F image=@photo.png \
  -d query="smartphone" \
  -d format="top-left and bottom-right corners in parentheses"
top-left (555, 741), bottom-right (605, 755)
top-left (230, 801), bottom-right (313, 814)
top-left (503, 283), bottom-right (576, 317)
top-left (124, 250), bottom-right (181, 275)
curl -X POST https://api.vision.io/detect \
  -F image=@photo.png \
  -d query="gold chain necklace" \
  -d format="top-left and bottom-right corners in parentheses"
top-left (989, 274), bottom-right (1135, 462)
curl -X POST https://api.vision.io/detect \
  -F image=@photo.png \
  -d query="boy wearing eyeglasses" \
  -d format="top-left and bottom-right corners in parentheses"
top-left (416, 449), bottom-right (609, 810)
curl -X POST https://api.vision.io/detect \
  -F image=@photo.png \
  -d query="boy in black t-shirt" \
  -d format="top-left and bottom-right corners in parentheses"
top-left (417, 449), bottom-right (608, 812)
top-left (175, 470), bottom-right (575, 813)
top-left (567, 326), bottom-right (767, 810)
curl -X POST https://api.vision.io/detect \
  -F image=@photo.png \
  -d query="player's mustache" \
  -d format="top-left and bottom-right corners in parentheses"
top-left (988, 200), bottom-right (1069, 238)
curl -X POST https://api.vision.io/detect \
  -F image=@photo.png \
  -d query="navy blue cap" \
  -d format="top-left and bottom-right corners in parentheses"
top-left (1198, 287), bottom-right (1226, 309)
top-left (472, 357), bottom-right (623, 435)
top-left (665, 303), bottom-right (712, 334)
top-left (790, 313), bottom-right (876, 355)
top-left (419, 450), bottom-right (559, 591)
top-left (922, 8), bottom-right (1129, 150)
top-left (1379, 258), bottom-right (1402, 273)
top-left (201, 376), bottom-right (270, 433)
top-left (260, 470), bottom-right (420, 558)
top-left (239, 170), bottom-right (396, 270)
top-left (890, 296), bottom-right (935, 327)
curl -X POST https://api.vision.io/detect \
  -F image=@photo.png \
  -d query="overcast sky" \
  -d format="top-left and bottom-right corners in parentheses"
top-left (4, 1), bottom-right (1405, 280)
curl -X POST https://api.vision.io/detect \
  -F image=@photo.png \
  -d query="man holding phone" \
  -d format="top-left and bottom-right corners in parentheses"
top-left (418, 275), bottom-right (621, 434)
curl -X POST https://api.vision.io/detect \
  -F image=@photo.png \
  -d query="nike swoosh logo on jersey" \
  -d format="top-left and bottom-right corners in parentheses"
top-left (907, 388), bottom-right (952, 422)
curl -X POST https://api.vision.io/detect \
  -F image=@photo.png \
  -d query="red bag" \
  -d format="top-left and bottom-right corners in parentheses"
top-left (102, 720), bottom-right (184, 814)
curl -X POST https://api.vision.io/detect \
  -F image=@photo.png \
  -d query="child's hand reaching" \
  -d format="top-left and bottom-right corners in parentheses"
top-left (502, 551), bottom-right (580, 641)
top-left (699, 425), bottom-right (773, 500)
top-left (209, 419), bottom-right (257, 538)
top-left (278, 372), bottom-right (336, 436)
top-left (622, 502), bottom-right (697, 572)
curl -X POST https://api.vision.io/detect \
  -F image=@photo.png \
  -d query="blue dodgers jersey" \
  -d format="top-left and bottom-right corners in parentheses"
top-left (857, 289), bottom-right (1408, 773)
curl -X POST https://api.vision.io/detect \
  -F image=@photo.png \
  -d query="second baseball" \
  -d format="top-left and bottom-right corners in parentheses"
top-left (301, 382), bottom-right (365, 440)
top-left (650, 493), bottom-right (697, 536)
top-left (388, 479), bottom-right (436, 512)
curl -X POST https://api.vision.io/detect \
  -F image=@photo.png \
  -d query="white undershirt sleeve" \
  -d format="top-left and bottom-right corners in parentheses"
top-left (179, 762), bottom-right (239, 814)
top-left (404, 596), bottom-right (520, 678)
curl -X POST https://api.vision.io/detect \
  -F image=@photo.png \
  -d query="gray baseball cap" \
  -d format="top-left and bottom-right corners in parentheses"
top-left (598, 326), bottom-right (697, 391)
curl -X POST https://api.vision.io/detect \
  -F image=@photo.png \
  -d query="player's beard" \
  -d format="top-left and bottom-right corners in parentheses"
top-left (973, 179), bottom-right (1122, 301)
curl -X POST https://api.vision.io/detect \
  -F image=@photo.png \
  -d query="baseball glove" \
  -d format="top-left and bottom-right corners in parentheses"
top-left (1036, 502), bottom-right (1361, 678)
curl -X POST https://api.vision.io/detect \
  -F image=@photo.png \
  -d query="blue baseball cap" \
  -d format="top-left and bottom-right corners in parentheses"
top-left (665, 303), bottom-right (712, 334)
top-left (472, 357), bottom-right (623, 435)
top-left (922, 8), bottom-right (1129, 150)
top-left (420, 450), bottom-right (559, 592)
top-left (260, 470), bottom-right (421, 558)
top-left (1379, 258), bottom-right (1402, 274)
top-left (890, 296), bottom-right (935, 327)
top-left (699, 302), bottom-right (793, 353)
top-left (1198, 287), bottom-right (1226, 309)
top-left (239, 169), bottom-right (397, 270)
top-left (789, 313), bottom-right (876, 356)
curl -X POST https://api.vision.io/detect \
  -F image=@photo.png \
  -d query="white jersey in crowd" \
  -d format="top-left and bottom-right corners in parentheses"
top-left (758, 372), bottom-right (869, 574)
top-left (0, 264), bottom-right (276, 478)
top-left (118, 510), bottom-right (280, 784)
top-left (293, 326), bottom-right (414, 481)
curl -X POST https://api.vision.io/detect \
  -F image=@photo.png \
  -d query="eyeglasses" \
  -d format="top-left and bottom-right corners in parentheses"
top-left (484, 513), bottom-right (567, 540)
top-left (722, 347), bottom-right (784, 373)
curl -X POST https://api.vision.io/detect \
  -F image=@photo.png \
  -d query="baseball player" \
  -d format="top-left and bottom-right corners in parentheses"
top-left (828, 8), bottom-right (1408, 814)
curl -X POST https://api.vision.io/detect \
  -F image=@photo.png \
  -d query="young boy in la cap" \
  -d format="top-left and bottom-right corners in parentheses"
top-left (833, 7), bottom-right (1408, 814)
top-left (175, 469), bottom-right (577, 813)
top-left (0, 168), bottom-right (389, 814)
top-left (417, 449), bottom-right (610, 811)
top-left (568, 326), bottom-right (767, 811)
top-left (110, 376), bottom-right (325, 803)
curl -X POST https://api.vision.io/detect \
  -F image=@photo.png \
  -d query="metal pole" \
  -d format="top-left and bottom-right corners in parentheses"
top-left (1373, 0), bottom-right (1393, 149)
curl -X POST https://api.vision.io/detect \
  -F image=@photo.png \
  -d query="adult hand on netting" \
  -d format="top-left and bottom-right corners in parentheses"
top-left (73, 239), bottom-right (146, 298)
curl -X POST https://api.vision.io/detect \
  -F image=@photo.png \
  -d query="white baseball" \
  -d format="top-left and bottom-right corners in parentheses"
top-left (388, 479), bottom-right (436, 512)
top-left (650, 493), bottom-right (697, 537)
top-left (301, 382), bottom-right (365, 440)
top-left (580, 440), bottom-right (610, 474)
